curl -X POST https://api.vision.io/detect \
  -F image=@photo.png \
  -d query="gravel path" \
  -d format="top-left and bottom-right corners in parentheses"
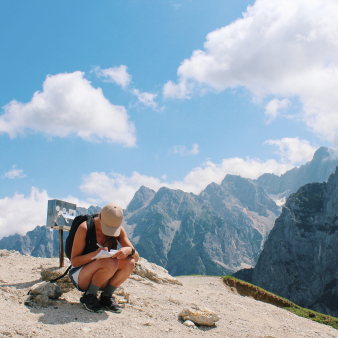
top-left (0, 250), bottom-right (337, 338)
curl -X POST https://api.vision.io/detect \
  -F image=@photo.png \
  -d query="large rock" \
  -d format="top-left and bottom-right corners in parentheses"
top-left (27, 281), bottom-right (62, 307)
top-left (179, 305), bottom-right (220, 326)
top-left (252, 166), bottom-right (338, 317)
top-left (133, 257), bottom-right (182, 285)
top-left (29, 281), bottom-right (62, 299)
top-left (41, 265), bottom-right (74, 292)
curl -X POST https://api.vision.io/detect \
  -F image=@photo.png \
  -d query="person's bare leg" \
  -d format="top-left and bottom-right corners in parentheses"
top-left (98, 258), bottom-right (135, 313)
top-left (78, 258), bottom-right (119, 291)
top-left (107, 257), bottom-right (135, 287)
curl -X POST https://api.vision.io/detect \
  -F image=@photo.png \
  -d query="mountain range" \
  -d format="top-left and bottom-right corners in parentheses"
top-left (123, 172), bottom-right (282, 276)
top-left (1, 146), bottom-right (338, 277)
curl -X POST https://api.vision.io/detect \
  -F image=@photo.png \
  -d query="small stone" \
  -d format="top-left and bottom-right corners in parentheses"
top-left (183, 320), bottom-right (196, 327)
top-left (81, 327), bottom-right (91, 333)
top-left (179, 305), bottom-right (220, 326)
top-left (115, 286), bottom-right (125, 296)
top-left (0, 250), bottom-right (10, 257)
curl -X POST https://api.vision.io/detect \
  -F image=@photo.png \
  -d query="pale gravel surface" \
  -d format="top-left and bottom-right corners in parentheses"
top-left (0, 250), bottom-right (337, 338)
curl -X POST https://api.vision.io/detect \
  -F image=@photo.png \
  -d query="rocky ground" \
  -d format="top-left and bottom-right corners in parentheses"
top-left (0, 250), bottom-right (337, 338)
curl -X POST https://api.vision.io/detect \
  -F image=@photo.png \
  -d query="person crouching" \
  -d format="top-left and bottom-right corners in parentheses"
top-left (69, 203), bottom-right (138, 313)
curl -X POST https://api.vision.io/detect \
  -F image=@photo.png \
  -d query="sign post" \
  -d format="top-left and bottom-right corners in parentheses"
top-left (59, 228), bottom-right (64, 267)
top-left (46, 199), bottom-right (77, 267)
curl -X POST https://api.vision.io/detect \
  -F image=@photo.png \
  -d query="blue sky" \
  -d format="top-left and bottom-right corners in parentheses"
top-left (0, 0), bottom-right (336, 238)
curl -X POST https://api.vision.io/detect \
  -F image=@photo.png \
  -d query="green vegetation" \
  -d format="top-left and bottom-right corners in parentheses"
top-left (223, 276), bottom-right (338, 330)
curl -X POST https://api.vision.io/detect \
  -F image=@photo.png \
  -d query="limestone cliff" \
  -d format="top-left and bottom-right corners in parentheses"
top-left (252, 167), bottom-right (338, 317)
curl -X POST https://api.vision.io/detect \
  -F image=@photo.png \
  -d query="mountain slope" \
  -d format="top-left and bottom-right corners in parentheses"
top-left (251, 166), bottom-right (338, 317)
top-left (200, 175), bottom-right (280, 241)
top-left (124, 178), bottom-right (280, 276)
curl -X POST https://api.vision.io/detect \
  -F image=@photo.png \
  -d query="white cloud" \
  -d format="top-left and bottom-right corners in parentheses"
top-left (264, 137), bottom-right (317, 164)
top-left (0, 71), bottom-right (136, 146)
top-left (171, 143), bottom-right (200, 156)
top-left (163, 79), bottom-right (192, 99)
top-left (80, 151), bottom-right (296, 208)
top-left (93, 65), bottom-right (158, 109)
top-left (0, 187), bottom-right (49, 239)
top-left (0, 187), bottom-right (101, 239)
top-left (92, 65), bottom-right (132, 89)
top-left (264, 99), bottom-right (290, 123)
top-left (132, 89), bottom-right (158, 109)
top-left (163, 0), bottom-right (338, 141)
top-left (2, 165), bottom-right (26, 179)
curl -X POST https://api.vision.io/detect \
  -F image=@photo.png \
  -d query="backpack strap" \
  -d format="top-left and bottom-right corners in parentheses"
top-left (85, 214), bottom-right (97, 249)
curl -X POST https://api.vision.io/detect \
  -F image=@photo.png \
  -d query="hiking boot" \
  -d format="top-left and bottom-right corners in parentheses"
top-left (99, 294), bottom-right (123, 313)
top-left (80, 293), bottom-right (103, 313)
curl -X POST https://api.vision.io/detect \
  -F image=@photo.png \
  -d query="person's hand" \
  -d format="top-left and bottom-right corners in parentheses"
top-left (112, 247), bottom-right (132, 259)
top-left (95, 246), bottom-right (108, 255)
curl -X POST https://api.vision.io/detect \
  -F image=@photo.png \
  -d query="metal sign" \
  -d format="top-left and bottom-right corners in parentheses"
top-left (46, 199), bottom-right (77, 231)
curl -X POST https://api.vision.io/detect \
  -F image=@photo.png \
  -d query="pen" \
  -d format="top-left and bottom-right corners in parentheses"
top-left (97, 243), bottom-right (102, 247)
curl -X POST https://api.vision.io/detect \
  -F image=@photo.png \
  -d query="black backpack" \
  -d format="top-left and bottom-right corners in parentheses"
top-left (65, 213), bottom-right (98, 259)
top-left (50, 213), bottom-right (97, 283)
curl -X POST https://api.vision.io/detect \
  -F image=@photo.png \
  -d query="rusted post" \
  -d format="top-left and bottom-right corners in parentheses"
top-left (59, 228), bottom-right (64, 267)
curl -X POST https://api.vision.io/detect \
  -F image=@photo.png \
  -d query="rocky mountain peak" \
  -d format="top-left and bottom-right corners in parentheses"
top-left (221, 173), bottom-right (254, 185)
top-left (255, 146), bottom-right (338, 196)
top-left (312, 146), bottom-right (330, 161)
top-left (126, 185), bottom-right (155, 213)
top-left (148, 187), bottom-right (188, 209)
top-left (216, 174), bottom-right (279, 216)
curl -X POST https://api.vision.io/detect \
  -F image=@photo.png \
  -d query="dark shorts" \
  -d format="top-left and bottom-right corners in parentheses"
top-left (69, 265), bottom-right (84, 291)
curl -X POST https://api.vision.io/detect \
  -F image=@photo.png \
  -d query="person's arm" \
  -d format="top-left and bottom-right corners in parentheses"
top-left (71, 221), bottom-right (108, 267)
top-left (113, 227), bottom-right (139, 262)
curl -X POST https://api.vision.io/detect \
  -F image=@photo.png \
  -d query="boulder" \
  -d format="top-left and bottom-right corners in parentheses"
top-left (26, 281), bottom-right (62, 307)
top-left (29, 281), bottom-right (62, 299)
top-left (133, 257), bottom-right (182, 285)
top-left (179, 305), bottom-right (220, 326)
top-left (40, 266), bottom-right (74, 292)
